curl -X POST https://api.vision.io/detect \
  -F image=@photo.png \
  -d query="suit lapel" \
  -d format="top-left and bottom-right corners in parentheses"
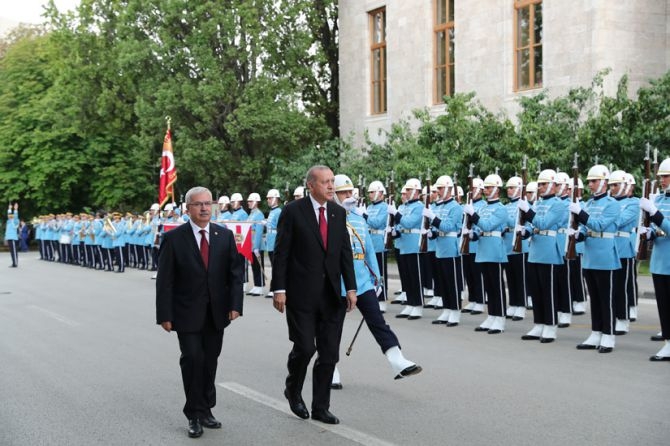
top-left (300, 197), bottom-right (326, 251)
top-left (181, 224), bottom-right (207, 270)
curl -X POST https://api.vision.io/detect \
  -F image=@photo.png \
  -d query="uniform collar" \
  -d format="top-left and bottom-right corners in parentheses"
top-left (592, 193), bottom-right (607, 200)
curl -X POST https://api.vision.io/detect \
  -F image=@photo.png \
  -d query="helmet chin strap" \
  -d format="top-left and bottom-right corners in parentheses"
top-left (614, 185), bottom-right (623, 198)
top-left (408, 190), bottom-right (418, 201)
top-left (487, 187), bottom-right (499, 200)
top-left (373, 191), bottom-right (381, 202)
top-left (541, 182), bottom-right (554, 197)
top-left (596, 179), bottom-right (606, 195)
top-left (557, 184), bottom-right (566, 196)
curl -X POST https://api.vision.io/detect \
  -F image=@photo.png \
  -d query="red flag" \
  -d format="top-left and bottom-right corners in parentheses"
top-left (232, 222), bottom-right (253, 262)
top-left (159, 123), bottom-right (178, 207)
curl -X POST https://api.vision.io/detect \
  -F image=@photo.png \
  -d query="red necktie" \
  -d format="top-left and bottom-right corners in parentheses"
top-left (319, 206), bottom-right (328, 250)
top-left (199, 229), bottom-right (209, 269)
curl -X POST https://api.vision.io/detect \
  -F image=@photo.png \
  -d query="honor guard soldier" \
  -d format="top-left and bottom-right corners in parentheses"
top-left (265, 189), bottom-right (283, 296)
top-left (229, 193), bottom-right (248, 221)
top-left (463, 174), bottom-right (509, 334)
top-left (216, 196), bottom-right (232, 225)
top-left (566, 178), bottom-right (587, 315)
top-left (624, 173), bottom-right (641, 321)
top-left (524, 181), bottom-right (538, 310)
top-left (517, 169), bottom-right (565, 343)
top-left (5, 203), bottom-right (19, 267)
top-left (71, 214), bottom-right (82, 265)
top-left (609, 170), bottom-right (638, 335)
top-left (333, 175), bottom-right (422, 382)
top-left (364, 181), bottom-right (390, 311)
top-left (504, 176), bottom-right (528, 321)
top-left (390, 186), bottom-right (409, 304)
top-left (462, 178), bottom-right (486, 315)
top-left (388, 179), bottom-right (425, 319)
top-left (570, 164), bottom-right (621, 353)
top-left (554, 172), bottom-right (573, 328)
top-left (424, 175), bottom-right (464, 326)
top-left (111, 212), bottom-right (127, 272)
top-left (293, 186), bottom-right (305, 200)
top-left (422, 186), bottom-right (440, 309)
top-left (639, 157), bottom-right (670, 361)
top-left (247, 193), bottom-right (266, 296)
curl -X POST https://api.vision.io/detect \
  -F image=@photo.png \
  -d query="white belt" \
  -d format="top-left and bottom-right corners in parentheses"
top-left (370, 229), bottom-right (385, 235)
top-left (480, 231), bottom-right (502, 237)
top-left (534, 229), bottom-right (557, 237)
top-left (266, 229), bottom-right (277, 234)
top-left (615, 231), bottom-right (631, 237)
top-left (438, 231), bottom-right (459, 237)
top-left (400, 229), bottom-right (422, 234)
top-left (587, 231), bottom-right (615, 239)
top-left (557, 228), bottom-right (568, 234)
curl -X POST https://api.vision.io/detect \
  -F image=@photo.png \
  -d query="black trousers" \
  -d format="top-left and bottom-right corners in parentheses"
top-left (7, 240), bottom-right (18, 266)
top-left (355, 289), bottom-right (399, 353)
top-left (614, 258), bottom-right (635, 319)
top-left (480, 262), bottom-right (506, 317)
top-left (397, 253), bottom-right (423, 306)
top-left (285, 290), bottom-right (346, 411)
top-left (554, 264), bottom-right (570, 313)
top-left (420, 251), bottom-right (435, 290)
top-left (527, 262), bottom-right (559, 326)
top-left (583, 269), bottom-right (615, 335)
top-left (434, 256), bottom-right (463, 310)
top-left (567, 255), bottom-right (586, 304)
top-left (375, 251), bottom-right (388, 301)
top-left (505, 253), bottom-right (527, 307)
top-left (462, 253), bottom-right (484, 304)
top-left (652, 273), bottom-right (670, 340)
top-left (177, 307), bottom-right (223, 420)
top-left (251, 251), bottom-right (265, 287)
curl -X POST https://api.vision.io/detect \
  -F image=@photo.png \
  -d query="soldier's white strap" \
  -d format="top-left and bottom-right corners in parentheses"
top-left (369, 229), bottom-right (385, 235)
top-left (438, 231), bottom-right (459, 237)
top-left (534, 229), bottom-right (557, 237)
top-left (266, 229), bottom-right (277, 234)
top-left (615, 231), bottom-right (632, 237)
top-left (557, 228), bottom-right (568, 234)
top-left (587, 231), bottom-right (615, 239)
top-left (480, 231), bottom-right (502, 237)
top-left (400, 229), bottom-right (422, 234)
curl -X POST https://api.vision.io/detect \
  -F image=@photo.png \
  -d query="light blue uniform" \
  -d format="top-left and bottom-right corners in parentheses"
top-left (432, 199), bottom-right (463, 259)
top-left (247, 208), bottom-right (265, 251)
top-left (265, 206), bottom-right (282, 253)
top-left (366, 200), bottom-right (388, 253)
top-left (649, 193), bottom-right (670, 275)
top-left (578, 195), bottom-right (621, 270)
top-left (472, 200), bottom-right (508, 264)
top-left (394, 200), bottom-right (423, 255)
top-left (526, 196), bottom-right (565, 265)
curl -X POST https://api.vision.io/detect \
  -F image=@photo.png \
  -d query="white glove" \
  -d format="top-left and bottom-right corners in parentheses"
top-left (567, 227), bottom-right (578, 237)
top-left (640, 197), bottom-right (658, 216)
top-left (253, 249), bottom-right (260, 256)
top-left (569, 202), bottom-right (582, 215)
top-left (427, 229), bottom-right (435, 239)
top-left (356, 205), bottom-right (367, 217)
top-left (514, 224), bottom-right (526, 236)
top-left (342, 197), bottom-right (357, 213)
top-left (638, 226), bottom-right (652, 239)
top-left (387, 204), bottom-right (397, 216)
top-left (422, 208), bottom-right (436, 220)
top-left (420, 228), bottom-right (429, 235)
top-left (463, 203), bottom-right (475, 216)
top-left (517, 199), bottom-right (530, 213)
top-left (385, 226), bottom-right (393, 234)
top-left (257, 220), bottom-right (267, 226)
top-left (461, 227), bottom-right (470, 237)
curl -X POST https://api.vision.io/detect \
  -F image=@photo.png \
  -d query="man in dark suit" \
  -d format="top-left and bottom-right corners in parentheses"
top-left (156, 186), bottom-right (244, 438)
top-left (271, 165), bottom-right (357, 425)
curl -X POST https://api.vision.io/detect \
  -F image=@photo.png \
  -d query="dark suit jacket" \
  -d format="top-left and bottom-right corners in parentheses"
top-left (156, 222), bottom-right (244, 332)
top-left (271, 197), bottom-right (356, 309)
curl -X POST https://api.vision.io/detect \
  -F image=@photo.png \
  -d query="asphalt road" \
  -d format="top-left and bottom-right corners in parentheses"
top-left (0, 256), bottom-right (668, 446)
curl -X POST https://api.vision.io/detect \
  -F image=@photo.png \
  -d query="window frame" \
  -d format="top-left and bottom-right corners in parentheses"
top-left (514, 0), bottom-right (543, 91)
top-left (369, 7), bottom-right (387, 115)
top-left (433, 0), bottom-right (455, 104)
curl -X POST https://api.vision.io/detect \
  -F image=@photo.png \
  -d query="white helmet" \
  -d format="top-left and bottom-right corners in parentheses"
top-left (334, 174), bottom-right (354, 192)
top-left (472, 177), bottom-right (484, 190)
top-left (505, 176), bottom-right (522, 189)
top-left (457, 185), bottom-right (464, 197)
top-left (230, 193), bottom-right (243, 202)
top-left (247, 193), bottom-right (261, 202)
top-left (586, 164), bottom-right (609, 195)
top-left (624, 173), bottom-right (636, 186)
top-left (526, 181), bottom-right (538, 193)
top-left (555, 172), bottom-right (570, 185)
top-left (483, 174), bottom-right (503, 188)
top-left (657, 158), bottom-right (670, 176)
top-left (164, 203), bottom-right (174, 211)
top-left (537, 169), bottom-right (557, 184)
top-left (150, 203), bottom-right (160, 211)
top-left (218, 195), bottom-right (230, 205)
top-left (404, 178), bottom-right (422, 190)
top-left (434, 175), bottom-right (454, 189)
top-left (293, 186), bottom-right (305, 198)
top-left (608, 170), bottom-right (627, 185)
top-left (266, 189), bottom-right (281, 199)
top-left (367, 180), bottom-right (386, 194)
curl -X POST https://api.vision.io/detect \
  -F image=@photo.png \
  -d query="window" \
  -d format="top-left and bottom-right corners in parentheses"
top-left (369, 8), bottom-right (387, 114)
top-left (434, 0), bottom-right (455, 103)
top-left (514, 0), bottom-right (542, 90)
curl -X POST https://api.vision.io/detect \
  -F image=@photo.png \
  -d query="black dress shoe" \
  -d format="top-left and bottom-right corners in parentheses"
top-left (330, 383), bottom-right (343, 390)
top-left (649, 355), bottom-right (670, 362)
top-left (521, 335), bottom-right (540, 341)
top-left (311, 409), bottom-right (339, 424)
top-left (598, 346), bottom-right (613, 354)
top-left (461, 308), bottom-right (472, 313)
top-left (558, 323), bottom-right (570, 328)
top-left (284, 389), bottom-right (309, 419)
top-left (394, 364), bottom-right (422, 380)
top-left (407, 315), bottom-right (421, 320)
top-left (487, 329), bottom-right (503, 334)
top-left (577, 344), bottom-right (598, 350)
top-left (470, 310), bottom-right (483, 315)
top-left (474, 326), bottom-right (488, 332)
top-left (395, 313), bottom-right (409, 318)
top-left (423, 304), bottom-right (435, 309)
top-left (614, 330), bottom-right (628, 336)
top-left (651, 334), bottom-right (665, 342)
top-left (188, 419), bottom-right (203, 438)
top-left (201, 415), bottom-right (222, 429)
top-left (512, 316), bottom-right (524, 321)
top-left (572, 311), bottom-right (585, 316)
top-left (540, 337), bottom-right (555, 343)
top-left (432, 320), bottom-right (448, 325)
top-left (446, 322), bottom-right (459, 327)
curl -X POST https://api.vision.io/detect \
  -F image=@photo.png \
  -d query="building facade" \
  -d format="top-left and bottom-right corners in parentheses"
top-left (339, 0), bottom-right (670, 147)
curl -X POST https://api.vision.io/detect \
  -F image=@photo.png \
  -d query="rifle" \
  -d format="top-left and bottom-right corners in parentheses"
top-left (460, 164), bottom-right (474, 254)
top-left (384, 171), bottom-right (396, 250)
top-left (419, 169), bottom-right (432, 252)
top-left (565, 153), bottom-right (580, 260)
top-left (284, 181), bottom-right (290, 205)
top-left (512, 155), bottom-right (528, 253)
top-left (359, 176), bottom-right (367, 206)
top-left (636, 145), bottom-right (655, 260)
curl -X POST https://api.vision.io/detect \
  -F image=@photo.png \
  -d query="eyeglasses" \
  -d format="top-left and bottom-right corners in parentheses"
top-left (188, 201), bottom-right (214, 208)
